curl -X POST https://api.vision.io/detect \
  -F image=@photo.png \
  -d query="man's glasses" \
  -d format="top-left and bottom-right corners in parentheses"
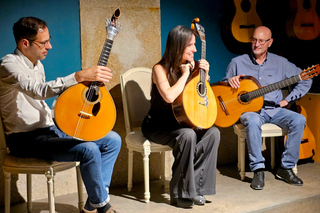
top-left (30, 36), bottom-right (51, 49)
top-left (251, 37), bottom-right (271, 45)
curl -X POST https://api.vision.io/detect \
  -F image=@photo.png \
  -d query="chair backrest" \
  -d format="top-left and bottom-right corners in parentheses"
top-left (0, 114), bottom-right (8, 161)
top-left (120, 67), bottom-right (152, 134)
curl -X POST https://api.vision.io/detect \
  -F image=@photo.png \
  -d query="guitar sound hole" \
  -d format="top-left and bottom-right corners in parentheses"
top-left (303, 0), bottom-right (311, 10)
top-left (197, 82), bottom-right (207, 97)
top-left (85, 88), bottom-right (99, 102)
top-left (241, 0), bottom-right (251, 13)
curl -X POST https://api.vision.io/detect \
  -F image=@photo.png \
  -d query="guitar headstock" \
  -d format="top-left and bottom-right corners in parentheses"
top-left (300, 64), bottom-right (320, 80)
top-left (191, 17), bottom-right (205, 42)
top-left (106, 8), bottom-right (122, 40)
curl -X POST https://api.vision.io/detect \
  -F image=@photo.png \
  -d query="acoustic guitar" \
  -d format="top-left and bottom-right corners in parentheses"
top-left (54, 8), bottom-right (121, 141)
top-left (172, 18), bottom-right (217, 129)
top-left (231, 0), bottom-right (262, 43)
top-left (286, 105), bottom-right (316, 160)
top-left (286, 0), bottom-right (320, 40)
top-left (210, 64), bottom-right (320, 128)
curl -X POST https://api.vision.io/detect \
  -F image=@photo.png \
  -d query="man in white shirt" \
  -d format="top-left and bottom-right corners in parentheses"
top-left (0, 17), bottom-right (120, 213)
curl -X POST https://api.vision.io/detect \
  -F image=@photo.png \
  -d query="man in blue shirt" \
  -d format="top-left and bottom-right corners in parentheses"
top-left (223, 26), bottom-right (312, 190)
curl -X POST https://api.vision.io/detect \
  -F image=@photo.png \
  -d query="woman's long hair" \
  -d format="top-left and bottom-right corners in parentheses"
top-left (156, 25), bottom-right (195, 86)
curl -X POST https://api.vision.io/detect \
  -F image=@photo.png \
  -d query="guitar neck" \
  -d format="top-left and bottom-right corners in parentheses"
top-left (242, 75), bottom-right (301, 101)
top-left (200, 40), bottom-right (206, 83)
top-left (91, 38), bottom-right (114, 86)
top-left (98, 38), bottom-right (113, 67)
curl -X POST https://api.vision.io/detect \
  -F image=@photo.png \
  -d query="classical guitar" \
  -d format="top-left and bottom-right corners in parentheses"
top-left (54, 8), bottom-right (121, 141)
top-left (286, 105), bottom-right (316, 160)
top-left (286, 0), bottom-right (320, 40)
top-left (172, 18), bottom-right (217, 129)
top-left (231, 0), bottom-right (262, 43)
top-left (211, 64), bottom-right (320, 128)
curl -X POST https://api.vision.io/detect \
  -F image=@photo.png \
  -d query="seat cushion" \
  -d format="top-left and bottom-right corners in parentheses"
top-left (125, 130), bottom-right (171, 152)
top-left (4, 154), bottom-right (77, 174)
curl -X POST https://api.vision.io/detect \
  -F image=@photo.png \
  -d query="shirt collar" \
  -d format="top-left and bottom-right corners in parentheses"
top-left (14, 48), bottom-right (39, 69)
top-left (250, 51), bottom-right (269, 65)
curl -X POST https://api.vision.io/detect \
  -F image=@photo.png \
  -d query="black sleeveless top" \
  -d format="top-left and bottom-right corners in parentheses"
top-left (147, 82), bottom-right (178, 126)
top-left (146, 62), bottom-right (199, 128)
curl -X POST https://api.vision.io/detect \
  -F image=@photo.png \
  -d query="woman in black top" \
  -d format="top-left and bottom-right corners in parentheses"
top-left (142, 25), bottom-right (220, 208)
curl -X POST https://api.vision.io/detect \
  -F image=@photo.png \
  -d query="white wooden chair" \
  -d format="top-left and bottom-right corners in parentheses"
top-left (120, 67), bottom-right (172, 203)
top-left (233, 123), bottom-right (297, 180)
top-left (0, 115), bottom-right (84, 213)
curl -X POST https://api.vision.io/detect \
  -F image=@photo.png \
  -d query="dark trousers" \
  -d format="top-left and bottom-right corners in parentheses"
top-left (142, 116), bottom-right (220, 199)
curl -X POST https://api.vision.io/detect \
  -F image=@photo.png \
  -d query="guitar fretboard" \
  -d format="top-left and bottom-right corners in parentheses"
top-left (200, 40), bottom-right (206, 84)
top-left (98, 39), bottom-right (113, 67)
top-left (241, 75), bottom-right (301, 101)
top-left (91, 39), bottom-right (114, 87)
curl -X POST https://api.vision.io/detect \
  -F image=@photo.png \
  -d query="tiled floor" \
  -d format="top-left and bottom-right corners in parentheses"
top-left (1, 162), bottom-right (320, 213)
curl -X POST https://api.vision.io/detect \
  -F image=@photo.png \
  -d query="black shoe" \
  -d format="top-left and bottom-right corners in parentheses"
top-left (250, 170), bottom-right (265, 190)
top-left (276, 167), bottom-right (303, 186)
top-left (192, 195), bottom-right (206, 205)
top-left (170, 198), bottom-right (194, 208)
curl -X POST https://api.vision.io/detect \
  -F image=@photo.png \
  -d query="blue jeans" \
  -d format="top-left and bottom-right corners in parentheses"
top-left (239, 108), bottom-right (305, 171)
top-left (50, 126), bottom-right (121, 207)
top-left (6, 125), bottom-right (121, 208)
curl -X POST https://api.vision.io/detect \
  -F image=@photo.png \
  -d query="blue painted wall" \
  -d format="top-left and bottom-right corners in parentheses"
top-left (0, 0), bottom-right (81, 107)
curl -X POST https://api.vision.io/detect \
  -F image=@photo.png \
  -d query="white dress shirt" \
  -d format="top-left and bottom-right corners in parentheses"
top-left (0, 48), bottom-right (78, 134)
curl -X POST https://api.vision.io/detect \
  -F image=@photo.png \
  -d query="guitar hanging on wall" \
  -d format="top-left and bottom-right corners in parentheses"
top-left (221, 0), bottom-right (262, 54)
top-left (286, 0), bottom-right (320, 40)
top-left (172, 18), bottom-right (217, 130)
top-left (231, 0), bottom-right (262, 43)
top-left (54, 8), bottom-right (121, 141)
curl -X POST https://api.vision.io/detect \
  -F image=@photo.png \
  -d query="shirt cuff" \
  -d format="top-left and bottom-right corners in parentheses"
top-left (63, 73), bottom-right (78, 88)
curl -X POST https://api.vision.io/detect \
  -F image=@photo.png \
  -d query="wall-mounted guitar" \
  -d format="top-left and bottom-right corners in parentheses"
top-left (221, 0), bottom-right (262, 54)
top-left (210, 64), bottom-right (320, 128)
top-left (231, 0), bottom-right (262, 43)
top-left (286, 0), bottom-right (320, 40)
top-left (54, 8), bottom-right (121, 141)
top-left (172, 18), bottom-right (217, 130)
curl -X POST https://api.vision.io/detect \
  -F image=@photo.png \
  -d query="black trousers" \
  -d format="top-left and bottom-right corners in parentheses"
top-left (142, 115), bottom-right (220, 199)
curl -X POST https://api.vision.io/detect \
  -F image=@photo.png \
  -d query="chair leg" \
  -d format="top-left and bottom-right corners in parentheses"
top-left (270, 137), bottom-right (275, 170)
top-left (76, 165), bottom-right (84, 211)
top-left (45, 168), bottom-right (55, 213)
top-left (27, 174), bottom-right (32, 212)
top-left (128, 149), bottom-right (133, 192)
top-left (142, 150), bottom-right (151, 203)
top-left (293, 164), bottom-right (298, 174)
top-left (238, 136), bottom-right (246, 181)
top-left (4, 172), bottom-right (11, 213)
top-left (160, 152), bottom-right (166, 181)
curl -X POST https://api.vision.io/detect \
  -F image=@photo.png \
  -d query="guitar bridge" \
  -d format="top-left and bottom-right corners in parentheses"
top-left (78, 111), bottom-right (92, 119)
top-left (218, 96), bottom-right (229, 116)
top-left (198, 96), bottom-right (209, 108)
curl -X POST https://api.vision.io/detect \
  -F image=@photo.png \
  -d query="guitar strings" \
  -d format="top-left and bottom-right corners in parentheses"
top-left (74, 84), bottom-right (96, 139)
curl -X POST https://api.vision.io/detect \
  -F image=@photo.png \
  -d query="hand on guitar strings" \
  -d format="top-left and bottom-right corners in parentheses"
top-left (75, 65), bottom-right (113, 83)
top-left (228, 74), bottom-right (245, 89)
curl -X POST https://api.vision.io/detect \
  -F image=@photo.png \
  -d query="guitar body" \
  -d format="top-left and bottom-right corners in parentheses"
top-left (54, 83), bottom-right (116, 141)
top-left (53, 8), bottom-right (121, 141)
top-left (231, 0), bottom-right (262, 43)
top-left (287, 0), bottom-right (320, 40)
top-left (211, 77), bottom-right (263, 128)
top-left (173, 69), bottom-right (217, 129)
